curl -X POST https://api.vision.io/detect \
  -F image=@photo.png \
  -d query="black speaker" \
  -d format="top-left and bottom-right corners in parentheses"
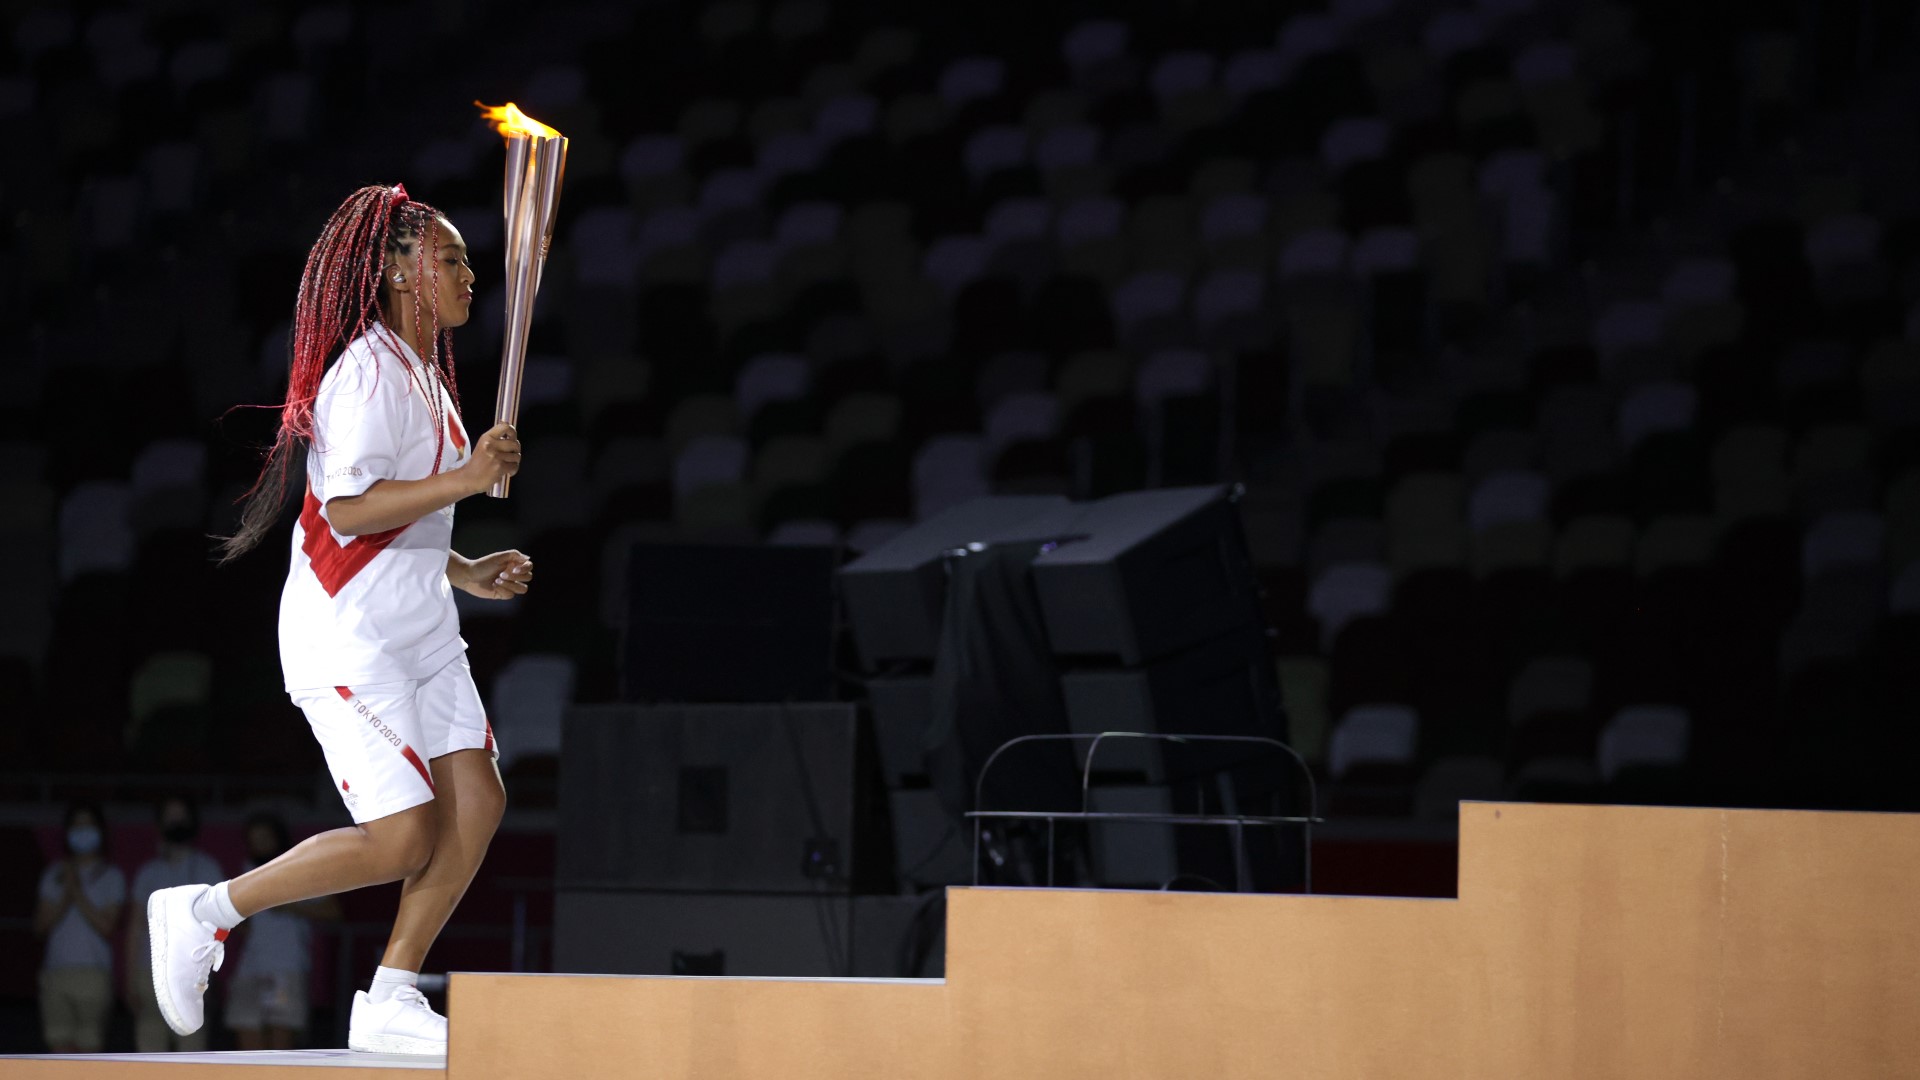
top-left (1058, 627), bottom-right (1284, 782)
top-left (866, 675), bottom-right (935, 787)
top-left (559, 703), bottom-right (858, 892)
top-left (623, 543), bottom-right (838, 702)
top-left (1032, 484), bottom-right (1262, 665)
top-left (837, 495), bottom-right (1075, 670)
top-left (842, 488), bottom-right (1262, 671)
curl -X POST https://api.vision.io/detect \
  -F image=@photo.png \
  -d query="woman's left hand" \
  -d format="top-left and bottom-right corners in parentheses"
top-left (456, 550), bottom-right (533, 600)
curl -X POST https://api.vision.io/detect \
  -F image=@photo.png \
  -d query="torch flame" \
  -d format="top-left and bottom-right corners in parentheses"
top-left (475, 100), bottom-right (563, 141)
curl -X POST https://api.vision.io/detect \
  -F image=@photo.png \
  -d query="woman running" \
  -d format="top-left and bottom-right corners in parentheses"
top-left (146, 183), bottom-right (532, 1056)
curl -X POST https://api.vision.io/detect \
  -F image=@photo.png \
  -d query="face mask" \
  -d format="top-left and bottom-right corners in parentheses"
top-left (67, 826), bottom-right (101, 855)
top-left (161, 823), bottom-right (195, 845)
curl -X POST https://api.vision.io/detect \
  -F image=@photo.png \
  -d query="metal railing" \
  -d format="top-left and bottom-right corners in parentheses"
top-left (967, 731), bottom-right (1322, 894)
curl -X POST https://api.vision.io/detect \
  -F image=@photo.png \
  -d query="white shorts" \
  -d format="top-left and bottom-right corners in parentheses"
top-left (291, 652), bottom-right (498, 824)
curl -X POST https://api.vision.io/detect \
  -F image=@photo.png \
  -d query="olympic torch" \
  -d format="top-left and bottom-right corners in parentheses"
top-left (476, 101), bottom-right (567, 498)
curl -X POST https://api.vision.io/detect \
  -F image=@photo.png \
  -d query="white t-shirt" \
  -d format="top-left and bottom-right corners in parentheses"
top-left (39, 860), bottom-right (126, 971)
top-left (279, 327), bottom-right (472, 691)
top-left (129, 849), bottom-right (225, 962)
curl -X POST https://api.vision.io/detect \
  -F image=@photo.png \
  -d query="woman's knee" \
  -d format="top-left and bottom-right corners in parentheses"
top-left (447, 753), bottom-right (507, 831)
top-left (478, 776), bottom-right (507, 827)
top-left (365, 806), bottom-right (437, 879)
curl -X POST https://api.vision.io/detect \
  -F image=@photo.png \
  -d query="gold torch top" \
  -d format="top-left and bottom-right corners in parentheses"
top-left (475, 100), bottom-right (565, 142)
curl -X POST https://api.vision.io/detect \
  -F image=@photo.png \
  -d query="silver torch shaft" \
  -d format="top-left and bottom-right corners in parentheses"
top-left (486, 107), bottom-right (567, 498)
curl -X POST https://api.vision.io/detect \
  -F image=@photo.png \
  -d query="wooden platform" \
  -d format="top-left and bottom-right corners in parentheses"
top-left (11, 802), bottom-right (1919, 1078)
top-left (455, 802), bottom-right (1920, 1079)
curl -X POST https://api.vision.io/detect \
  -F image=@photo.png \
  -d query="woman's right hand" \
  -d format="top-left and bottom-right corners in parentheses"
top-left (460, 423), bottom-right (522, 495)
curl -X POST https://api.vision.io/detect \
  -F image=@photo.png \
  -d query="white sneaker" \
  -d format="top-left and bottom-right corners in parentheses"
top-left (349, 985), bottom-right (448, 1055)
top-left (145, 884), bottom-right (226, 1037)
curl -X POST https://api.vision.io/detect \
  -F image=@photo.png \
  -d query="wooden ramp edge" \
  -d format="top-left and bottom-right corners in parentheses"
top-left (0, 1050), bottom-right (439, 1077)
top-left (451, 802), bottom-right (1920, 1080)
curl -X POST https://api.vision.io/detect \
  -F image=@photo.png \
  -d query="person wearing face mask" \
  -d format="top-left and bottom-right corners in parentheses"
top-left (34, 801), bottom-right (126, 1053)
top-left (225, 813), bottom-right (340, 1050)
top-left (125, 796), bottom-right (225, 1052)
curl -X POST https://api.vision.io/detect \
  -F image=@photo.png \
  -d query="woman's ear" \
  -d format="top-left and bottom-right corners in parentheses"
top-left (384, 262), bottom-right (414, 294)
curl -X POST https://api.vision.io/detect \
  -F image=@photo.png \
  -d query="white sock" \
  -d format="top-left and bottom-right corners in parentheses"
top-left (368, 965), bottom-right (418, 1005)
top-left (191, 881), bottom-right (245, 931)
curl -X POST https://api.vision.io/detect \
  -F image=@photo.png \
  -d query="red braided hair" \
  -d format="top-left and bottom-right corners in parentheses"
top-left (218, 183), bottom-right (464, 562)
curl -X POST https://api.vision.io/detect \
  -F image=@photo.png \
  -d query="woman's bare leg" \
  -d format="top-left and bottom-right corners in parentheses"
top-left (379, 749), bottom-right (506, 971)
top-left (227, 805), bottom-right (437, 918)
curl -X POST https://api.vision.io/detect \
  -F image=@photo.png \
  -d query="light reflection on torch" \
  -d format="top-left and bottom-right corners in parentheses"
top-left (476, 101), bottom-right (567, 498)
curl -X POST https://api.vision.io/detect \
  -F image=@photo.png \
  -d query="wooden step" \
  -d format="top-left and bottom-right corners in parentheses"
top-left (452, 802), bottom-right (1920, 1079)
top-left (12, 803), bottom-right (1916, 1078)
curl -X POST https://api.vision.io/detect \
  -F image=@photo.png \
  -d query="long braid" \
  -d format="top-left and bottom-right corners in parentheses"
top-left (218, 184), bottom-right (461, 562)
top-left (420, 211), bottom-right (464, 441)
top-left (399, 204), bottom-right (466, 476)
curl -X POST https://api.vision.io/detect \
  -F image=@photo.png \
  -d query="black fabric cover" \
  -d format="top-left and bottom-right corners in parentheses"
top-left (925, 540), bottom-right (1082, 820)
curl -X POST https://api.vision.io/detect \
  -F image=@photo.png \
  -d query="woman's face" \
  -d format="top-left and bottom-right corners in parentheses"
top-left (66, 809), bottom-right (102, 857)
top-left (401, 216), bottom-right (476, 329)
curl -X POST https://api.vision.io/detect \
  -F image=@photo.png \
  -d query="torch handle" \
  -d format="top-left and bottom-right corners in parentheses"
top-left (492, 229), bottom-right (537, 497)
top-left (492, 140), bottom-right (539, 498)
top-left (490, 245), bottom-right (534, 499)
top-left (490, 134), bottom-right (567, 499)
top-left (490, 134), bottom-right (567, 500)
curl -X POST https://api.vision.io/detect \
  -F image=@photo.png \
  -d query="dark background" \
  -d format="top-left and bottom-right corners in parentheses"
top-left (3, 0), bottom-right (1918, 1055)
